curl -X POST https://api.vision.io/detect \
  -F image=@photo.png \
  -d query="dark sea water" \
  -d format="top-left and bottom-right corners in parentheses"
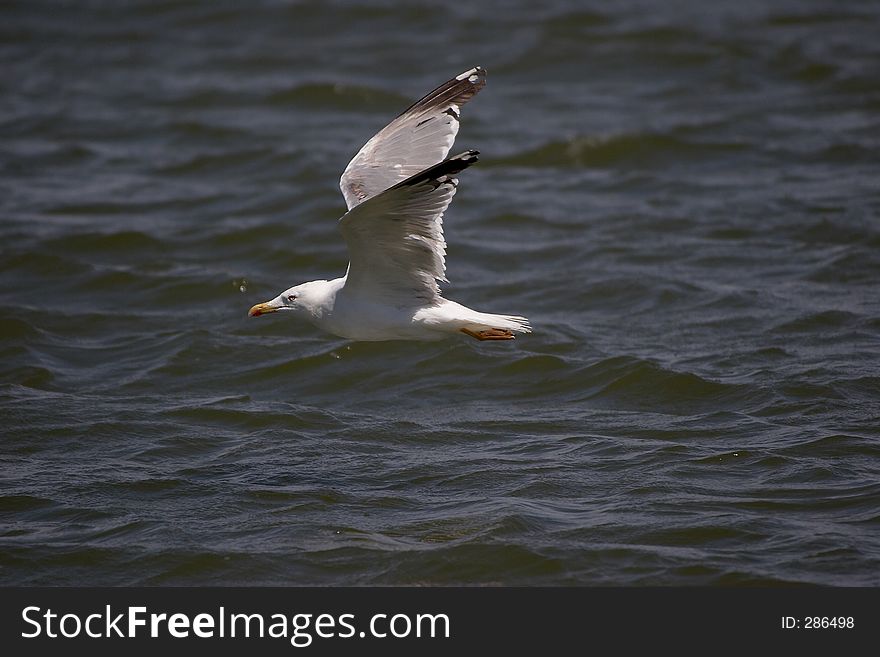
top-left (2, 0), bottom-right (879, 586)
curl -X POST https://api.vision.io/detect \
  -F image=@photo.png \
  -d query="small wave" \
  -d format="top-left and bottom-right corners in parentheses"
top-left (492, 353), bottom-right (759, 414)
top-left (732, 482), bottom-right (880, 516)
top-left (163, 404), bottom-right (337, 433)
top-left (0, 317), bottom-right (39, 340)
top-left (486, 133), bottom-right (746, 169)
top-left (544, 9), bottom-right (610, 31)
top-left (100, 479), bottom-right (182, 495)
top-left (229, 349), bottom-right (351, 388)
top-left (638, 524), bottom-right (752, 547)
top-left (816, 142), bottom-right (875, 162)
top-left (166, 120), bottom-right (251, 140)
top-left (146, 551), bottom-right (262, 584)
top-left (492, 354), bottom-right (570, 376)
top-left (797, 218), bottom-right (879, 246)
top-left (44, 230), bottom-right (164, 255)
top-left (769, 43), bottom-right (840, 84)
top-left (372, 542), bottom-right (565, 585)
top-left (572, 276), bottom-right (702, 313)
top-left (0, 494), bottom-right (55, 514)
top-left (691, 450), bottom-right (753, 465)
top-left (1, 366), bottom-right (56, 390)
top-left (765, 11), bottom-right (867, 26)
top-left (706, 227), bottom-right (756, 240)
top-left (778, 434), bottom-right (880, 459)
top-left (45, 194), bottom-right (226, 216)
top-left (155, 148), bottom-right (276, 175)
top-left (806, 251), bottom-right (880, 285)
top-left (86, 520), bottom-right (159, 544)
top-left (0, 252), bottom-right (90, 278)
top-left (601, 25), bottom-right (704, 45)
top-left (771, 309), bottom-right (860, 333)
top-left (203, 223), bottom-right (293, 250)
top-left (265, 82), bottom-right (409, 111)
top-left (583, 358), bottom-right (756, 413)
top-left (158, 88), bottom-right (249, 110)
top-left (78, 269), bottom-right (143, 293)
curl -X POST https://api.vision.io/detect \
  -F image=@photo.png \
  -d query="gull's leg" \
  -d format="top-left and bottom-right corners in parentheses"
top-left (460, 328), bottom-right (515, 341)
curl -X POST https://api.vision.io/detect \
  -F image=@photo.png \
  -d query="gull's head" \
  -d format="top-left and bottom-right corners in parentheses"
top-left (247, 281), bottom-right (327, 318)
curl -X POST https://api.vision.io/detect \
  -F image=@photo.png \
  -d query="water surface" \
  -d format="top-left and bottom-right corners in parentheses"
top-left (2, 0), bottom-right (879, 585)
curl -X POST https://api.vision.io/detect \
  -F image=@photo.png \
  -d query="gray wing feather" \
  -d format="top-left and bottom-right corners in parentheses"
top-left (339, 151), bottom-right (479, 303)
top-left (339, 66), bottom-right (486, 210)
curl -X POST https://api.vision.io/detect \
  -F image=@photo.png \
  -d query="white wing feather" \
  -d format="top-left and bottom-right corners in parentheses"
top-left (339, 151), bottom-right (479, 304)
top-left (339, 66), bottom-right (486, 210)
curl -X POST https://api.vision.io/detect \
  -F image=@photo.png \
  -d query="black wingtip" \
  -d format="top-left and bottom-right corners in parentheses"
top-left (395, 67), bottom-right (488, 120)
top-left (453, 149), bottom-right (480, 163)
top-left (430, 150), bottom-right (480, 177)
top-left (395, 151), bottom-right (480, 190)
top-left (455, 66), bottom-right (487, 86)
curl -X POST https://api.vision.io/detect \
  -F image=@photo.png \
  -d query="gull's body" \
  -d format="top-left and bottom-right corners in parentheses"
top-left (248, 66), bottom-right (530, 342)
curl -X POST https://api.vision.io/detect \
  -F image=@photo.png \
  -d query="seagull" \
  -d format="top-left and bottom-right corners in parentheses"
top-left (248, 66), bottom-right (531, 342)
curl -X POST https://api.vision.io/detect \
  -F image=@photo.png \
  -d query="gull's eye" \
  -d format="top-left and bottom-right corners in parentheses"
top-left (287, 294), bottom-right (297, 302)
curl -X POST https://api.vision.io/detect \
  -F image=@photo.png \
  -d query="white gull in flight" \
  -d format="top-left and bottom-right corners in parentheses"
top-left (248, 66), bottom-right (531, 341)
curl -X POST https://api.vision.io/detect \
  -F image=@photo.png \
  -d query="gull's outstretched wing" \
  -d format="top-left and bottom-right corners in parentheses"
top-left (339, 150), bottom-right (478, 303)
top-left (339, 66), bottom-right (486, 211)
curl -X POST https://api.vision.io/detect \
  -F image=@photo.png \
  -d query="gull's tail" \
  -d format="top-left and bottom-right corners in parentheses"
top-left (427, 300), bottom-right (531, 341)
top-left (481, 313), bottom-right (532, 334)
top-left (459, 310), bottom-right (532, 341)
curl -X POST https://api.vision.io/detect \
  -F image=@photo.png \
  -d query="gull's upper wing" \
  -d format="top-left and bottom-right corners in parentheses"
top-left (339, 150), bottom-right (479, 304)
top-left (339, 66), bottom-right (486, 211)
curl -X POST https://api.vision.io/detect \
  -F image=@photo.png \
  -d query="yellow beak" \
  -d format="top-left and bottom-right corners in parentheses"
top-left (248, 302), bottom-right (278, 317)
